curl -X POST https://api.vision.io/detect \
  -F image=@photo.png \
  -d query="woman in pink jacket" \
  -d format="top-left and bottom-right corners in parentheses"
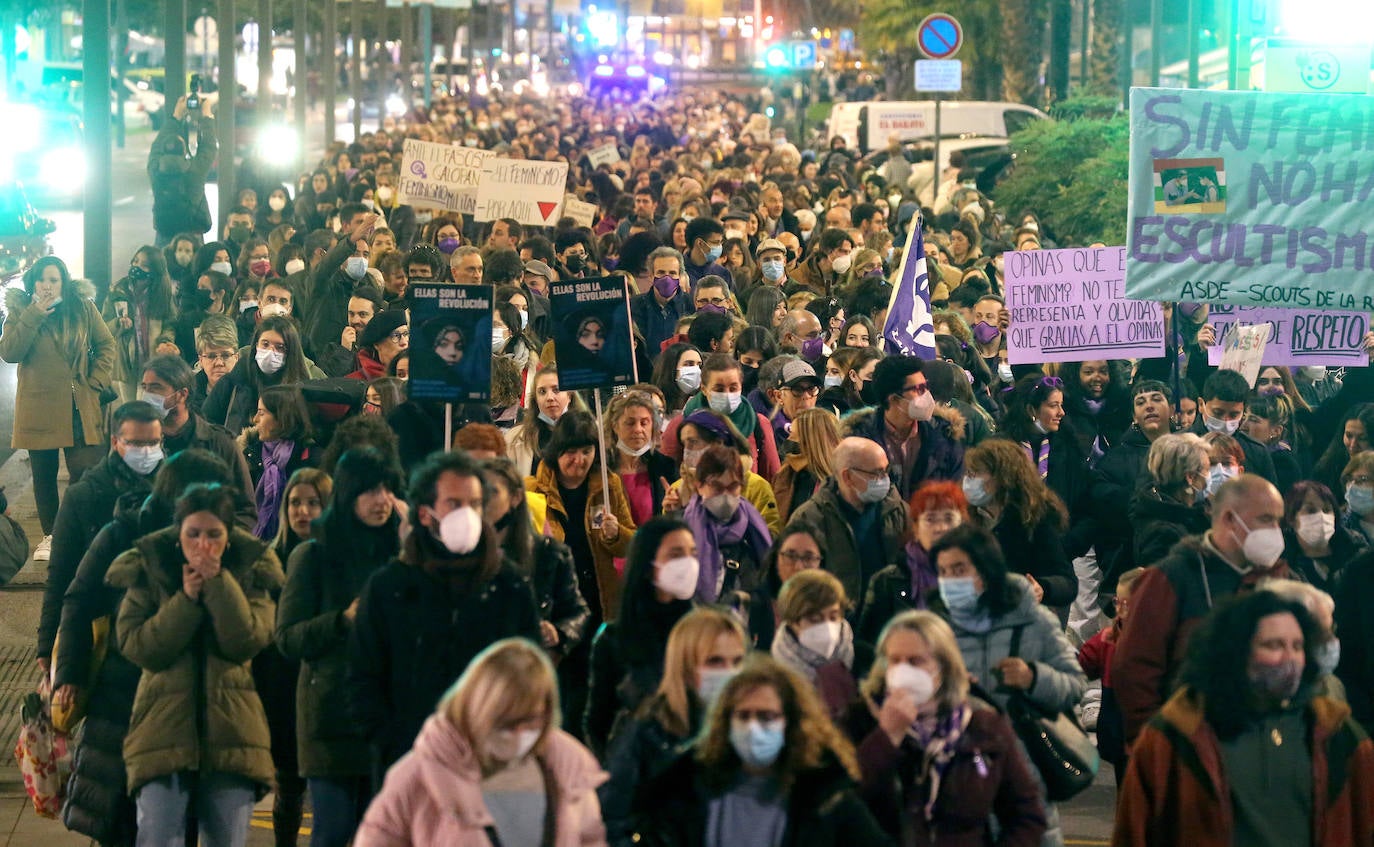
top-left (355, 638), bottom-right (609, 847)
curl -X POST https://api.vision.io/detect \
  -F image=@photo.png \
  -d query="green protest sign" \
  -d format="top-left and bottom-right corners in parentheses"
top-left (1126, 87), bottom-right (1374, 312)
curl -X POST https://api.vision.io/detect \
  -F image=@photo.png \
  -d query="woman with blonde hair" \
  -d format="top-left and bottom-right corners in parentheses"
top-left (770, 570), bottom-right (865, 719)
top-left (844, 609), bottom-right (1046, 846)
top-left (642, 655), bottom-right (891, 847)
top-left (601, 608), bottom-right (748, 847)
top-left (773, 408), bottom-right (840, 522)
top-left (355, 638), bottom-right (607, 847)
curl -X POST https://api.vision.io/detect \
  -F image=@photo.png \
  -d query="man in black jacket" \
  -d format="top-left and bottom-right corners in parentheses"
top-left (1190, 368), bottom-right (1277, 484)
top-left (37, 402), bottom-right (164, 668)
top-left (348, 450), bottom-right (540, 784)
top-left (147, 95), bottom-right (216, 247)
top-left (305, 212), bottom-right (380, 359)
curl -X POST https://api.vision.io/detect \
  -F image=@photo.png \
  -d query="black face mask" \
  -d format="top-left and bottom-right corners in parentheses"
top-left (128, 266), bottom-right (150, 283)
top-left (859, 379), bottom-right (880, 407)
top-left (192, 288), bottom-right (214, 311)
top-left (565, 254), bottom-right (587, 273)
top-left (741, 362), bottom-right (760, 393)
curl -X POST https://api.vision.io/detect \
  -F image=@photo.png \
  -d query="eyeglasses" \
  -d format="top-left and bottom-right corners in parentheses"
top-left (199, 352), bottom-right (234, 363)
top-left (778, 550), bottom-right (822, 565)
top-left (389, 329), bottom-right (411, 343)
top-left (257, 341), bottom-right (287, 354)
top-left (848, 466), bottom-right (889, 478)
top-left (786, 386), bottom-right (819, 398)
top-left (901, 383), bottom-right (930, 396)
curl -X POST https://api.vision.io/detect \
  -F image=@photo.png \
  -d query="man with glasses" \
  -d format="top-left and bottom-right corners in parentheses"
top-left (139, 354), bottom-right (254, 501)
top-left (787, 436), bottom-right (909, 622)
top-left (771, 361), bottom-right (821, 447)
top-left (852, 355), bottom-right (965, 499)
top-left (37, 401), bottom-right (168, 673)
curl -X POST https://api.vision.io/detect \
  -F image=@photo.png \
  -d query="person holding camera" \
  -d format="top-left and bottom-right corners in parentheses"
top-left (148, 85), bottom-right (217, 248)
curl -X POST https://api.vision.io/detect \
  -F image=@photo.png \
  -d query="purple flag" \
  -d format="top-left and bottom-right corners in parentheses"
top-left (882, 223), bottom-right (936, 358)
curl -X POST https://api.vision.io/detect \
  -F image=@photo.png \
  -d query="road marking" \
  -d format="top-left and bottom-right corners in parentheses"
top-left (114, 196), bottom-right (136, 207)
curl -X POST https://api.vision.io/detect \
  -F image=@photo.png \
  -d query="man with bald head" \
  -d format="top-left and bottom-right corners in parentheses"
top-left (788, 436), bottom-right (908, 619)
top-left (1113, 473), bottom-right (1292, 742)
top-left (777, 309), bottom-right (823, 358)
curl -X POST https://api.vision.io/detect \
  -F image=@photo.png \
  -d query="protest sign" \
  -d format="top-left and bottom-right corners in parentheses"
top-left (562, 194), bottom-right (598, 228)
top-left (473, 158), bottom-right (569, 226)
top-left (396, 139), bottom-right (492, 215)
top-left (549, 275), bottom-right (635, 391)
top-left (1126, 87), bottom-right (1374, 311)
top-left (1206, 305), bottom-right (1370, 368)
top-left (407, 283), bottom-right (493, 404)
top-left (1004, 246), bottom-right (1165, 365)
top-left (1217, 323), bottom-right (1270, 386)
top-left (587, 144), bottom-right (621, 169)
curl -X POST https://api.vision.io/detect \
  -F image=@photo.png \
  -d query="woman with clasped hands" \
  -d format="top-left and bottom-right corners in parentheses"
top-left (843, 610), bottom-right (1047, 847)
top-left (106, 482), bottom-right (284, 847)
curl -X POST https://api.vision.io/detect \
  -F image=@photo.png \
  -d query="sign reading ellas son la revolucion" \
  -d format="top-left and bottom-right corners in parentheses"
top-left (1125, 87), bottom-right (1374, 312)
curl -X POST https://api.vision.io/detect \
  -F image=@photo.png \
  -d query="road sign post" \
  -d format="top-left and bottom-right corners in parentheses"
top-left (915, 14), bottom-right (963, 193)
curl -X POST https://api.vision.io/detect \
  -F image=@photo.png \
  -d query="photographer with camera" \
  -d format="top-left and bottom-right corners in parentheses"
top-left (147, 77), bottom-right (217, 248)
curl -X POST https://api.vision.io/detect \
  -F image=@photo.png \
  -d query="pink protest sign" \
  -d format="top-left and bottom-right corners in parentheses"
top-left (1005, 247), bottom-right (1166, 365)
top-left (1205, 305), bottom-right (1369, 368)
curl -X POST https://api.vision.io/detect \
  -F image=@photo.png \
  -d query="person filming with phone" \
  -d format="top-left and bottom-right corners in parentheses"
top-left (148, 75), bottom-right (217, 247)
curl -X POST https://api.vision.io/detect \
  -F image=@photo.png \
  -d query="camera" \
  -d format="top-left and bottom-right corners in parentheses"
top-left (186, 74), bottom-right (201, 113)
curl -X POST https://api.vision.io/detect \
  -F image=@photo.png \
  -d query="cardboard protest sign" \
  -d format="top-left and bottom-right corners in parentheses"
top-left (1218, 323), bottom-right (1270, 386)
top-left (562, 194), bottom-right (599, 229)
top-left (407, 283), bottom-right (493, 403)
top-left (1206, 305), bottom-right (1370, 368)
top-left (396, 139), bottom-right (492, 215)
top-left (1005, 246), bottom-right (1165, 365)
top-left (549, 275), bottom-right (635, 391)
top-left (473, 159), bottom-right (569, 226)
top-left (1126, 87), bottom-right (1374, 311)
top-left (587, 144), bottom-right (621, 169)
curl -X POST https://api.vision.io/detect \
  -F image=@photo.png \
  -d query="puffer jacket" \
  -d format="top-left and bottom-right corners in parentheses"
top-left (0, 281), bottom-right (114, 450)
top-left (1128, 485), bottom-right (1210, 568)
top-left (56, 492), bottom-right (153, 845)
top-left (529, 534), bottom-right (592, 656)
top-left (844, 405), bottom-right (966, 499)
top-left (355, 717), bottom-right (608, 847)
top-left (939, 574), bottom-right (1087, 716)
top-left (106, 525), bottom-right (284, 793)
top-left (276, 533), bottom-right (395, 778)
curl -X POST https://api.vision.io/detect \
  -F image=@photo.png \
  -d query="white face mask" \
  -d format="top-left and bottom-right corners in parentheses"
top-left (654, 555), bottom-right (699, 600)
top-left (696, 667), bottom-right (737, 708)
top-left (885, 663), bottom-right (937, 706)
top-left (485, 728), bottom-right (541, 763)
top-left (797, 620), bottom-right (842, 660)
top-left (997, 363), bottom-right (1014, 383)
top-left (210, 261), bottom-right (233, 276)
top-left (284, 258), bottom-right (306, 275)
top-left (1235, 513), bottom-right (1285, 569)
top-left (830, 253), bottom-right (853, 275)
top-left (1296, 512), bottom-right (1336, 547)
top-left (138, 390), bottom-right (169, 418)
top-left (492, 326), bottom-right (509, 348)
top-left (255, 348), bottom-right (286, 374)
top-left (908, 391), bottom-right (935, 422)
top-left (240, 299), bottom-right (258, 313)
top-left (122, 444), bottom-right (164, 476)
top-left (437, 505), bottom-right (482, 555)
top-left (1203, 412), bottom-right (1241, 435)
top-left (676, 364), bottom-right (701, 394)
top-left (259, 302), bottom-right (290, 318)
top-left (617, 440), bottom-right (651, 458)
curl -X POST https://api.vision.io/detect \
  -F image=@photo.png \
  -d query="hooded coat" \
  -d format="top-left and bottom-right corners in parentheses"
top-left (355, 717), bottom-right (608, 847)
top-left (0, 281), bottom-right (114, 450)
top-left (105, 526), bottom-right (284, 793)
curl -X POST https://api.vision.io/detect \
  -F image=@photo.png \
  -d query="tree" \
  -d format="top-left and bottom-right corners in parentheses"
top-left (860, 0), bottom-right (1003, 101)
top-left (993, 97), bottom-right (1128, 245)
top-left (999, 0), bottom-right (1046, 104)
top-left (1089, 0), bottom-right (1124, 98)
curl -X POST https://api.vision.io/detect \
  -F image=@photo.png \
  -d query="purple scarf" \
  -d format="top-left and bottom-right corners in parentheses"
top-left (683, 494), bottom-right (773, 602)
top-left (905, 541), bottom-right (938, 608)
top-left (253, 439), bottom-right (294, 539)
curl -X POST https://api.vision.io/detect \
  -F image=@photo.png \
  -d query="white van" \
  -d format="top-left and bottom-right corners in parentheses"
top-left (827, 101), bottom-right (1050, 153)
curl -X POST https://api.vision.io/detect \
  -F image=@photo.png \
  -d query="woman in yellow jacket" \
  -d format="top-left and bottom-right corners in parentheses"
top-left (526, 410), bottom-right (636, 736)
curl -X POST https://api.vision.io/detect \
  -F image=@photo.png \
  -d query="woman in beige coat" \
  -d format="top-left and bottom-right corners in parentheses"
top-left (0, 256), bottom-right (115, 557)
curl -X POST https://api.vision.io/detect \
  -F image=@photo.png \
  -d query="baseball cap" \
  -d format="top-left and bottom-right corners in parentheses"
top-left (779, 360), bottom-right (819, 390)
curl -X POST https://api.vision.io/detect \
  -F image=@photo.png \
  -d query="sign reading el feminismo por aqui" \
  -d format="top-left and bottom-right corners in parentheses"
top-left (1126, 87), bottom-right (1374, 313)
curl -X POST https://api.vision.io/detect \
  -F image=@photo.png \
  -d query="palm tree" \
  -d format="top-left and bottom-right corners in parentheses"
top-left (1089, 0), bottom-right (1124, 97)
top-left (1000, 0), bottom-right (1047, 104)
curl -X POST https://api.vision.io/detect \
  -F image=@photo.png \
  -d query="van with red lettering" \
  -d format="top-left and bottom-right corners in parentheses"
top-left (828, 100), bottom-right (1050, 153)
